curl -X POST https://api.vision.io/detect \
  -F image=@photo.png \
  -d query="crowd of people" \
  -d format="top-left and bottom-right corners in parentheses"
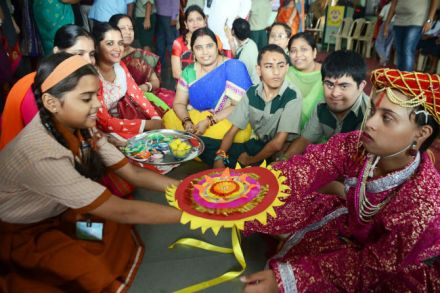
top-left (375, 0), bottom-right (440, 72)
top-left (0, 1), bottom-right (439, 293)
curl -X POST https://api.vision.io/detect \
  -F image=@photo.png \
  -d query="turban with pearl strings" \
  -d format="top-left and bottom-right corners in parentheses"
top-left (371, 68), bottom-right (440, 125)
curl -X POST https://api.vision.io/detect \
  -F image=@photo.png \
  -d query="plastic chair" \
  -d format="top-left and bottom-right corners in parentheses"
top-left (344, 18), bottom-right (366, 51)
top-left (417, 54), bottom-right (440, 73)
top-left (312, 16), bottom-right (325, 43)
top-left (306, 16), bottom-right (325, 44)
top-left (332, 17), bottom-right (353, 51)
top-left (355, 20), bottom-right (377, 58)
top-left (417, 54), bottom-right (428, 71)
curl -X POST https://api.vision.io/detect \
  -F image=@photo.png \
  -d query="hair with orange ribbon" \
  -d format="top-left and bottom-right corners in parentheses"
top-left (41, 55), bottom-right (90, 92)
top-left (371, 68), bottom-right (440, 125)
top-left (34, 52), bottom-right (104, 180)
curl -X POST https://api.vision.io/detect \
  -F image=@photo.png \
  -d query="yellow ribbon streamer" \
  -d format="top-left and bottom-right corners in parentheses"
top-left (169, 227), bottom-right (246, 293)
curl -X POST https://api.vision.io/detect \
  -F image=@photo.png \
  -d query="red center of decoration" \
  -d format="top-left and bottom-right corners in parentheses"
top-left (177, 166), bottom-right (281, 221)
top-left (209, 180), bottom-right (240, 197)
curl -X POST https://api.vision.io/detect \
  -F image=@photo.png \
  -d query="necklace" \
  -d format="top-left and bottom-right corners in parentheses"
top-left (355, 153), bottom-right (420, 223)
top-left (98, 65), bottom-right (116, 83)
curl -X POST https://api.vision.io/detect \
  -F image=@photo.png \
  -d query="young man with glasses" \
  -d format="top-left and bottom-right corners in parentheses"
top-left (283, 50), bottom-right (369, 158)
top-left (199, 44), bottom-right (302, 167)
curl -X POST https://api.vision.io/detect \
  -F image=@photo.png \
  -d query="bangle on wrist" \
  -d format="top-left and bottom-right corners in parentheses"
top-left (215, 149), bottom-right (230, 165)
top-left (144, 82), bottom-right (152, 91)
top-left (207, 115), bottom-right (217, 126)
top-left (215, 149), bottom-right (228, 158)
top-left (182, 116), bottom-right (193, 127)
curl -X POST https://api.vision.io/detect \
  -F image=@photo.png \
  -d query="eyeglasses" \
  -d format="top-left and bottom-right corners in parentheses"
top-left (269, 33), bottom-right (288, 40)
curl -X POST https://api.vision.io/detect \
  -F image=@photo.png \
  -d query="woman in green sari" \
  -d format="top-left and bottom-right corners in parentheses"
top-left (286, 32), bottom-right (324, 129)
top-left (33, 0), bottom-right (75, 55)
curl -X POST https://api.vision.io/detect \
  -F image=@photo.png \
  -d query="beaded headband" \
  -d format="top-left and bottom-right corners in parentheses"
top-left (41, 55), bottom-right (89, 92)
top-left (371, 68), bottom-right (440, 125)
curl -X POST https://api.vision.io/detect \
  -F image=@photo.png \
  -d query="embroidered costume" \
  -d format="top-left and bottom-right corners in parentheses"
top-left (245, 69), bottom-right (440, 292)
top-left (245, 131), bottom-right (440, 292)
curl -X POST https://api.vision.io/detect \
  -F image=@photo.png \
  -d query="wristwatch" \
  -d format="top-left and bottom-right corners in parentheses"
top-left (426, 18), bottom-right (433, 23)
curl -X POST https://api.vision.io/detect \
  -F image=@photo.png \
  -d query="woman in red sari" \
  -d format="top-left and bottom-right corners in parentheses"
top-left (92, 22), bottom-right (162, 142)
top-left (241, 69), bottom-right (440, 293)
top-left (109, 14), bottom-right (175, 109)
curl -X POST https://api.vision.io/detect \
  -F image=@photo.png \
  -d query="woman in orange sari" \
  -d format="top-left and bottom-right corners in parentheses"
top-left (276, 0), bottom-right (305, 36)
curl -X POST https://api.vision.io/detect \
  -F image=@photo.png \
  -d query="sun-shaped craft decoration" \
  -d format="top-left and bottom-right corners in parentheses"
top-left (165, 161), bottom-right (290, 235)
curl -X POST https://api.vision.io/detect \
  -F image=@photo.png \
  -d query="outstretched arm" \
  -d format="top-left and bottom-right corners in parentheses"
top-left (423, 0), bottom-right (439, 33)
top-left (127, 3), bottom-right (134, 18)
top-left (144, 2), bottom-right (152, 29)
top-left (90, 195), bottom-right (181, 224)
top-left (115, 163), bottom-right (179, 192)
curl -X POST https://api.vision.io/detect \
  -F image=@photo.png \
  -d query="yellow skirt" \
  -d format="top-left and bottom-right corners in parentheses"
top-left (163, 109), bottom-right (251, 143)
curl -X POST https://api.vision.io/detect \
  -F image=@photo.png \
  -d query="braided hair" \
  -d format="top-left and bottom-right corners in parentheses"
top-left (33, 52), bottom-right (106, 180)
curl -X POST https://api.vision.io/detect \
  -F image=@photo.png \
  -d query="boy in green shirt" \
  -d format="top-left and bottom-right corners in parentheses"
top-left (284, 50), bottom-right (369, 158)
top-left (199, 44), bottom-right (302, 168)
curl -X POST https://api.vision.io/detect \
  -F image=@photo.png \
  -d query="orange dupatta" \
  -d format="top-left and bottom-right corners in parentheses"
top-left (0, 72), bottom-right (36, 150)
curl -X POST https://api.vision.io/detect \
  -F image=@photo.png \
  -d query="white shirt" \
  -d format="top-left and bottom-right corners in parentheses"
top-left (380, 3), bottom-right (395, 23)
top-left (204, 0), bottom-right (251, 50)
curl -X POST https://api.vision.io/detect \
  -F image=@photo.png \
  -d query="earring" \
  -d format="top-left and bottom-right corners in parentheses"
top-left (52, 108), bottom-right (57, 113)
top-left (408, 141), bottom-right (418, 156)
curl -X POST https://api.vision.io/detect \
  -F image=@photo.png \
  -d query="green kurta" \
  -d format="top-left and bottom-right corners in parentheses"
top-left (286, 66), bottom-right (324, 130)
top-left (33, 0), bottom-right (75, 55)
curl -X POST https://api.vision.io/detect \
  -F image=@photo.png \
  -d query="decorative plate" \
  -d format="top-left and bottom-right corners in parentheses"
top-left (122, 129), bottom-right (204, 165)
top-left (165, 162), bottom-right (290, 235)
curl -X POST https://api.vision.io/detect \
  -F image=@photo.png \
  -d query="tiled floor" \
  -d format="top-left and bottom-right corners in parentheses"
top-left (130, 160), bottom-right (271, 293)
